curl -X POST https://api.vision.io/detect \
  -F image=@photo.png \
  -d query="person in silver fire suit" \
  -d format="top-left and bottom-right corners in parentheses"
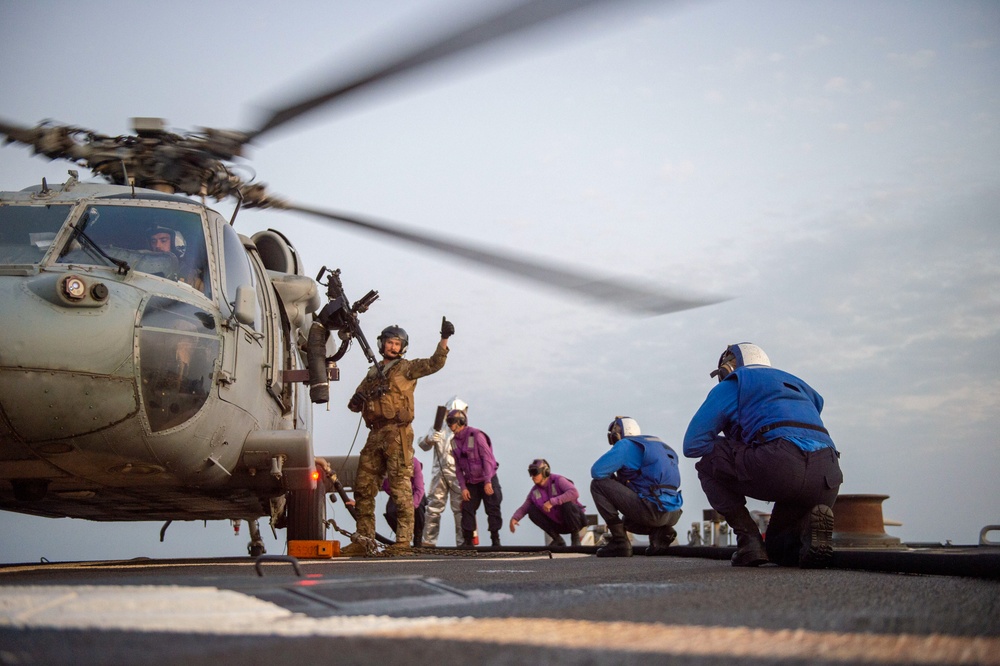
top-left (418, 396), bottom-right (469, 547)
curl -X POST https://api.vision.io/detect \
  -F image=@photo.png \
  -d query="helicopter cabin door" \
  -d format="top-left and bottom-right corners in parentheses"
top-left (216, 223), bottom-right (283, 416)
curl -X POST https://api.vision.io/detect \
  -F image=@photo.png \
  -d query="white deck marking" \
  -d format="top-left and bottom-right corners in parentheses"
top-left (0, 585), bottom-right (996, 664)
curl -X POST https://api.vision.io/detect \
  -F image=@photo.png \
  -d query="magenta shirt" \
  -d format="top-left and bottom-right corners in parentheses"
top-left (511, 474), bottom-right (584, 525)
top-left (451, 426), bottom-right (498, 489)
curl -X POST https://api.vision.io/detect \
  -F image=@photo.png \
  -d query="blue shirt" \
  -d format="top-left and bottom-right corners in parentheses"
top-left (592, 437), bottom-right (682, 511)
top-left (684, 368), bottom-right (832, 458)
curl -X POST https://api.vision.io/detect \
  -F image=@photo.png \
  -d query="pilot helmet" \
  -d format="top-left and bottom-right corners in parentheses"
top-left (377, 325), bottom-right (409, 356)
top-left (146, 225), bottom-right (176, 250)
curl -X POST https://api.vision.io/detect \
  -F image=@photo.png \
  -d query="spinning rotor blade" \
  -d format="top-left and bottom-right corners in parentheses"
top-left (286, 202), bottom-right (725, 316)
top-left (249, 0), bottom-right (643, 141)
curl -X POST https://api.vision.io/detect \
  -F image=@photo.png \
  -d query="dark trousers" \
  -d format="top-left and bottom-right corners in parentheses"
top-left (526, 502), bottom-right (587, 537)
top-left (590, 477), bottom-right (681, 535)
top-left (695, 438), bottom-right (842, 565)
top-left (385, 497), bottom-right (428, 546)
top-left (462, 475), bottom-right (503, 534)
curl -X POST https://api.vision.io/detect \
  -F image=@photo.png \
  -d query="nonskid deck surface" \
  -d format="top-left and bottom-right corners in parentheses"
top-left (0, 548), bottom-right (997, 665)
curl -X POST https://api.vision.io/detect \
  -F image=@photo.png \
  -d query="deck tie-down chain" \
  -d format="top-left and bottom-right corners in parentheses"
top-left (324, 518), bottom-right (535, 558)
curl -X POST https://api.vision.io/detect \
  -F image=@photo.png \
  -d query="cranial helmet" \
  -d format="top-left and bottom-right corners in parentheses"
top-left (445, 396), bottom-right (468, 414)
top-left (528, 459), bottom-right (551, 478)
top-left (445, 409), bottom-right (467, 427)
top-left (711, 342), bottom-right (771, 382)
top-left (607, 416), bottom-right (641, 445)
top-left (377, 325), bottom-right (409, 356)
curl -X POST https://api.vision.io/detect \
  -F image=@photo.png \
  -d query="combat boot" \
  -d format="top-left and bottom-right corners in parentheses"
top-left (645, 525), bottom-right (677, 556)
top-left (570, 531), bottom-right (582, 547)
top-left (458, 530), bottom-right (476, 550)
top-left (726, 511), bottom-right (769, 567)
top-left (547, 533), bottom-right (567, 548)
top-left (596, 523), bottom-right (633, 558)
top-left (490, 531), bottom-right (502, 548)
top-left (386, 542), bottom-right (413, 556)
top-left (799, 504), bottom-right (834, 568)
top-left (340, 541), bottom-right (370, 557)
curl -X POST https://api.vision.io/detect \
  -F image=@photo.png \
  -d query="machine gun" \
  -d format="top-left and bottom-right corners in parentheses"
top-left (307, 267), bottom-right (386, 404)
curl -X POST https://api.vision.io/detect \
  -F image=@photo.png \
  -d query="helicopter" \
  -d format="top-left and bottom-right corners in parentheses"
top-left (0, 1), bottom-right (723, 556)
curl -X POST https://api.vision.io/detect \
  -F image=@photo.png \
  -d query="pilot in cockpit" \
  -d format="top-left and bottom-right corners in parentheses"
top-left (146, 225), bottom-right (206, 294)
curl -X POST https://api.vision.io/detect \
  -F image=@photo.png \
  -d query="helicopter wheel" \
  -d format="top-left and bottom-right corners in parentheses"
top-left (286, 484), bottom-right (327, 542)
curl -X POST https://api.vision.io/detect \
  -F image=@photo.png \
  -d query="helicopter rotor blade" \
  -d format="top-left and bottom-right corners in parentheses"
top-left (248, 0), bottom-right (646, 142)
top-left (283, 202), bottom-right (726, 316)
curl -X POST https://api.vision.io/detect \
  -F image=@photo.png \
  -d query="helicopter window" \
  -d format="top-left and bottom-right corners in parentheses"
top-left (56, 205), bottom-right (211, 296)
top-left (0, 204), bottom-right (74, 265)
top-left (138, 296), bottom-right (219, 432)
top-left (220, 222), bottom-right (256, 327)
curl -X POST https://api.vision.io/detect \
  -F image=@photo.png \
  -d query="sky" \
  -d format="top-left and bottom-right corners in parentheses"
top-left (0, 0), bottom-right (997, 562)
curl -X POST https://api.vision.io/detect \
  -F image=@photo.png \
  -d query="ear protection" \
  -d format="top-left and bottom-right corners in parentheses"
top-left (528, 458), bottom-right (550, 478)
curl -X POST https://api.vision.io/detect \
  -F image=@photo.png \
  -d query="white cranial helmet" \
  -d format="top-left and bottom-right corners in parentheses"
top-left (445, 396), bottom-right (468, 413)
top-left (607, 416), bottom-right (641, 445)
top-left (711, 342), bottom-right (771, 382)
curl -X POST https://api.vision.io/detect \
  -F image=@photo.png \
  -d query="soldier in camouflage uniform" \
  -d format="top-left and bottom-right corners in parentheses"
top-left (344, 319), bottom-right (454, 554)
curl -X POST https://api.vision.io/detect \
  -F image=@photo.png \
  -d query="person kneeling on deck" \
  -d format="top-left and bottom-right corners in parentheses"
top-left (590, 417), bottom-right (683, 557)
top-left (683, 343), bottom-right (842, 568)
top-left (509, 459), bottom-right (587, 547)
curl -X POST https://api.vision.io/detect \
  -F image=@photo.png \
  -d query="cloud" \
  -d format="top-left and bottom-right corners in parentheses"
top-left (888, 49), bottom-right (937, 68)
top-left (659, 160), bottom-right (696, 182)
top-left (800, 34), bottom-right (833, 52)
top-left (824, 77), bottom-right (850, 93)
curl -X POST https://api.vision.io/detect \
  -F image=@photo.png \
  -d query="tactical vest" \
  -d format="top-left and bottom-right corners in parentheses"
top-left (359, 359), bottom-right (415, 427)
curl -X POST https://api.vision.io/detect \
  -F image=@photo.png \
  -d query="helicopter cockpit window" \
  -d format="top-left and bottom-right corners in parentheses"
top-left (56, 205), bottom-right (211, 296)
top-left (220, 222), bottom-right (257, 328)
top-left (138, 296), bottom-right (219, 432)
top-left (0, 204), bottom-right (74, 265)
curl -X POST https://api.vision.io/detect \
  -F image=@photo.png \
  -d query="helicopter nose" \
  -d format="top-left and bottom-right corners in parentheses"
top-left (0, 274), bottom-right (140, 442)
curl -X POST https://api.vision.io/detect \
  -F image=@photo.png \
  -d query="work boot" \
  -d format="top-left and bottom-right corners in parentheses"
top-left (340, 541), bottom-right (370, 557)
top-left (547, 533), bottom-right (567, 548)
top-left (799, 504), bottom-right (834, 568)
top-left (386, 542), bottom-right (413, 556)
top-left (490, 531), bottom-right (502, 548)
top-left (725, 510), bottom-right (768, 567)
top-left (570, 531), bottom-right (582, 547)
top-left (458, 530), bottom-right (476, 550)
top-left (596, 523), bottom-right (633, 558)
top-left (645, 525), bottom-right (677, 556)
top-left (731, 530), bottom-right (768, 567)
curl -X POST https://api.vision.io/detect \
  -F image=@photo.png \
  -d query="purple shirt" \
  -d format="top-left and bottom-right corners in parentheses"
top-left (381, 457), bottom-right (425, 508)
top-left (451, 426), bottom-right (498, 489)
top-left (511, 474), bottom-right (584, 525)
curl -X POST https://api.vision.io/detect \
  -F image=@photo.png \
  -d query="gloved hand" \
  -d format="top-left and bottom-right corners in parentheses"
top-left (440, 316), bottom-right (455, 339)
top-left (347, 392), bottom-right (365, 412)
top-left (418, 427), bottom-right (444, 451)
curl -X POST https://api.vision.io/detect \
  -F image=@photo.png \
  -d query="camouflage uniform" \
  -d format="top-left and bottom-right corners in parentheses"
top-left (349, 342), bottom-right (448, 546)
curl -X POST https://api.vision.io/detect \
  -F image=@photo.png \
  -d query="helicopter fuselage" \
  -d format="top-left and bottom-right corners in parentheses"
top-left (0, 178), bottom-right (322, 525)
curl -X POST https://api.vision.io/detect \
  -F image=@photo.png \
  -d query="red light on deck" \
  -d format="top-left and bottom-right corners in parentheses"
top-left (311, 470), bottom-right (321, 482)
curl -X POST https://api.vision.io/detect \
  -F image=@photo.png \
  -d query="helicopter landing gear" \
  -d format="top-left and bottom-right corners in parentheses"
top-left (247, 519), bottom-right (266, 557)
top-left (286, 483), bottom-right (327, 542)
